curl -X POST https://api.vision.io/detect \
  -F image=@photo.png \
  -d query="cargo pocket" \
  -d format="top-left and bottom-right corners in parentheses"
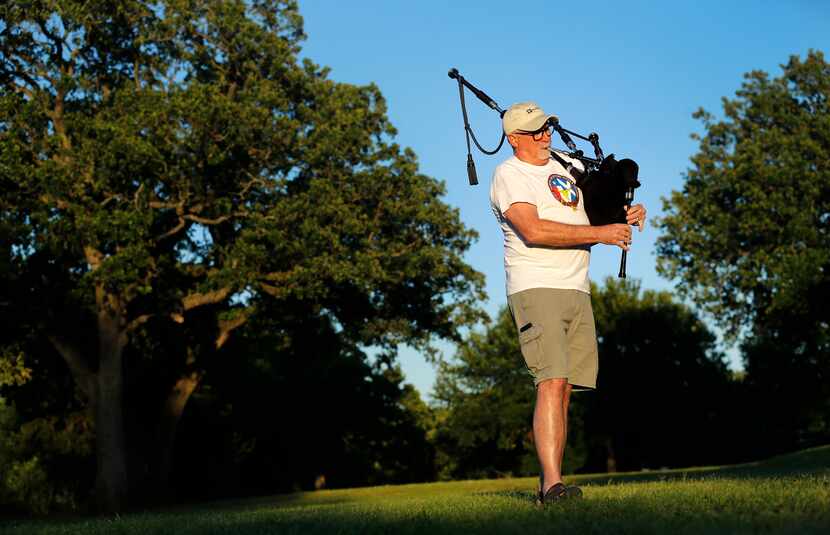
top-left (518, 322), bottom-right (544, 372)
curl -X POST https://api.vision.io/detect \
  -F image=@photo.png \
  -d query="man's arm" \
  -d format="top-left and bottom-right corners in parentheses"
top-left (504, 202), bottom-right (633, 250)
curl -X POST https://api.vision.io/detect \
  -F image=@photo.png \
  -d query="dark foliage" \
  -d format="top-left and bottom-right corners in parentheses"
top-left (434, 279), bottom-right (738, 478)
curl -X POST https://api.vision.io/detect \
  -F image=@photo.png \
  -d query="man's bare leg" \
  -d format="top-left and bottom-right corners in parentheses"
top-left (534, 378), bottom-right (570, 494)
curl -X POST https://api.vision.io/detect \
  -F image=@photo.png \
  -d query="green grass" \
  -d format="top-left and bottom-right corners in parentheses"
top-left (3, 446), bottom-right (830, 534)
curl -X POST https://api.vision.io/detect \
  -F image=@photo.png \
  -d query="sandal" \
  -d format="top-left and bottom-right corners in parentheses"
top-left (536, 474), bottom-right (584, 505)
top-left (539, 482), bottom-right (569, 504)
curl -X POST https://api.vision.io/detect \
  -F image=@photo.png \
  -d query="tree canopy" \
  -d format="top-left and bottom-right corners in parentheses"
top-left (655, 50), bottom-right (830, 339)
top-left (0, 0), bottom-right (483, 512)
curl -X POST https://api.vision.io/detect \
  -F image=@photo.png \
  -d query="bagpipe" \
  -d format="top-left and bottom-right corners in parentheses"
top-left (448, 68), bottom-right (641, 278)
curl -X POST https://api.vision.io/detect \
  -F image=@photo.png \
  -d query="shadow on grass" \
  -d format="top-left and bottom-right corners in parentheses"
top-left (573, 444), bottom-right (830, 487)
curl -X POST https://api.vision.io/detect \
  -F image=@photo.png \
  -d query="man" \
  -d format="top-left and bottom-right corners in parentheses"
top-left (489, 102), bottom-right (646, 504)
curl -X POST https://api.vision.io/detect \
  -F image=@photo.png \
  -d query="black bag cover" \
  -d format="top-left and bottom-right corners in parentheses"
top-left (576, 155), bottom-right (640, 226)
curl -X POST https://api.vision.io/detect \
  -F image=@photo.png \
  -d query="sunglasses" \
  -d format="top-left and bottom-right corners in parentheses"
top-left (513, 126), bottom-right (553, 141)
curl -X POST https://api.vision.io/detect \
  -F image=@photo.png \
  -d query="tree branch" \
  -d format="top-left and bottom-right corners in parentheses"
top-left (8, 45), bottom-right (55, 87)
top-left (47, 90), bottom-right (71, 151)
top-left (156, 217), bottom-right (187, 242)
top-left (240, 174), bottom-right (266, 199)
top-left (36, 19), bottom-right (65, 67)
top-left (38, 193), bottom-right (69, 210)
top-left (183, 213), bottom-right (232, 225)
top-left (182, 287), bottom-right (233, 311)
top-left (215, 308), bottom-right (252, 349)
top-left (125, 314), bottom-right (153, 334)
top-left (259, 282), bottom-right (287, 299)
top-left (149, 200), bottom-right (183, 209)
top-left (182, 212), bottom-right (248, 225)
top-left (3, 53), bottom-right (43, 94)
top-left (8, 75), bottom-right (36, 100)
top-left (133, 183), bottom-right (145, 208)
top-left (100, 194), bottom-right (122, 208)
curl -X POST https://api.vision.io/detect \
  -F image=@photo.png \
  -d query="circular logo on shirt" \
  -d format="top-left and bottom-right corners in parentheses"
top-left (548, 174), bottom-right (579, 208)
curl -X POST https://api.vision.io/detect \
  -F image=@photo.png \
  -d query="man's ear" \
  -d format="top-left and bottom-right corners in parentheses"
top-left (506, 133), bottom-right (517, 149)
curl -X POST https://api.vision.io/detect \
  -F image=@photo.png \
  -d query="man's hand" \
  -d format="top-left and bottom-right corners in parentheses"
top-left (626, 204), bottom-right (647, 232)
top-left (597, 224), bottom-right (632, 251)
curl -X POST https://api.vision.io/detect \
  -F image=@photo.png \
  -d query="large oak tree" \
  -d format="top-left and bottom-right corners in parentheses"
top-left (0, 0), bottom-right (483, 511)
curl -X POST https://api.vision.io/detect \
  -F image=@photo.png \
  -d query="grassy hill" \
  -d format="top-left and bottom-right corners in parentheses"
top-left (3, 446), bottom-right (829, 534)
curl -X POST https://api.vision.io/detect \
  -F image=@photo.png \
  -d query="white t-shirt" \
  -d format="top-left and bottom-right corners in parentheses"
top-left (490, 154), bottom-right (592, 296)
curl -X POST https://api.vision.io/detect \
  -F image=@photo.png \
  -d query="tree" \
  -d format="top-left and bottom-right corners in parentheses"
top-left (1, 0), bottom-right (483, 511)
top-left (433, 306), bottom-right (546, 480)
top-left (586, 278), bottom-right (732, 472)
top-left (434, 278), bottom-right (733, 478)
top-left (656, 50), bottom-right (829, 336)
top-left (1, 346), bottom-right (94, 515)
top-left (169, 304), bottom-right (439, 498)
top-left (655, 50), bottom-right (830, 451)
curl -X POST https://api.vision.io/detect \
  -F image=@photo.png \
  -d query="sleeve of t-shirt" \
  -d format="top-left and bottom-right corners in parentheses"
top-left (491, 167), bottom-right (537, 216)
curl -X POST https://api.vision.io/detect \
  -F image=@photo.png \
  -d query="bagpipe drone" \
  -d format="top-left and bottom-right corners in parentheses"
top-left (448, 68), bottom-right (641, 278)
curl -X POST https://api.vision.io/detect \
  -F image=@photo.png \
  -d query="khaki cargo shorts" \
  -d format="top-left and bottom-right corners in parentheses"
top-left (507, 288), bottom-right (598, 390)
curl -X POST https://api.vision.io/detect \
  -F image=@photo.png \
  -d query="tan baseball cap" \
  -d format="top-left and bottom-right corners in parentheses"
top-left (502, 101), bottom-right (558, 135)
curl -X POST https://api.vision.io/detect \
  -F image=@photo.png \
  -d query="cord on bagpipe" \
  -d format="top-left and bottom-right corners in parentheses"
top-left (449, 68), bottom-right (641, 277)
top-left (450, 68), bottom-right (506, 185)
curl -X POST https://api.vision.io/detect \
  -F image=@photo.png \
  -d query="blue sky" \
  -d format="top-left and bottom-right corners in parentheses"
top-left (297, 0), bottom-right (829, 397)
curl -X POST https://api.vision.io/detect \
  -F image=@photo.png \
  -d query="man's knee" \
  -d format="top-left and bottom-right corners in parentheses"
top-left (537, 377), bottom-right (568, 395)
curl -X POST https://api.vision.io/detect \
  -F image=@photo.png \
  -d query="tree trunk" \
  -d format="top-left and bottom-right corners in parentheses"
top-left (94, 308), bottom-right (128, 513)
top-left (153, 316), bottom-right (244, 496)
top-left (156, 371), bottom-right (202, 496)
top-left (605, 437), bottom-right (617, 473)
